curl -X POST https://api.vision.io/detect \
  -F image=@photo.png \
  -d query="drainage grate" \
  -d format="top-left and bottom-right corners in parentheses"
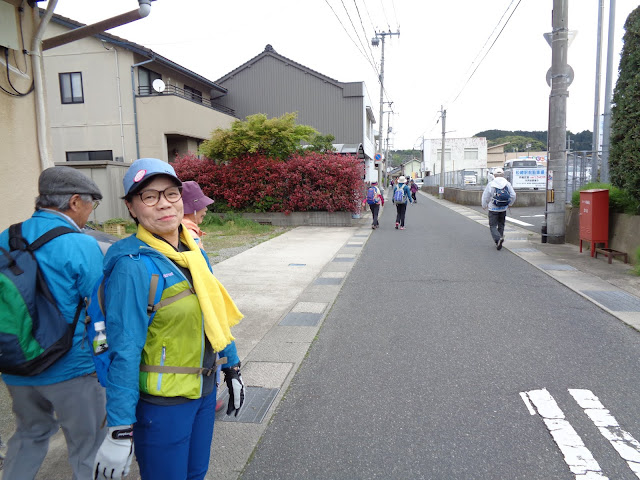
top-left (581, 290), bottom-right (640, 312)
top-left (539, 264), bottom-right (577, 271)
top-left (217, 386), bottom-right (279, 424)
top-left (314, 277), bottom-right (342, 286)
top-left (511, 248), bottom-right (539, 253)
top-left (279, 312), bottom-right (322, 326)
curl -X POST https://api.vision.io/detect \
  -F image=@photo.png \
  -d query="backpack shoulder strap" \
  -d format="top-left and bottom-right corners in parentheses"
top-left (9, 222), bottom-right (78, 252)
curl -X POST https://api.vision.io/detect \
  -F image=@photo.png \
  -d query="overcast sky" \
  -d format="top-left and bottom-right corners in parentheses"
top-left (43, 0), bottom-right (639, 150)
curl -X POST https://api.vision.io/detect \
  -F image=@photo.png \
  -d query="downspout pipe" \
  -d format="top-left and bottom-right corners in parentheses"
top-left (131, 56), bottom-right (155, 160)
top-left (42, 0), bottom-right (152, 51)
top-left (32, 0), bottom-right (58, 170)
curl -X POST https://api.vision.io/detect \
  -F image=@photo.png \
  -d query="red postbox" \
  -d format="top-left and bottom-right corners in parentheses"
top-left (579, 189), bottom-right (609, 257)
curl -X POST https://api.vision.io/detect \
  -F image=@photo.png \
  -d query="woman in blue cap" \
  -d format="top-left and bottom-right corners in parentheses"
top-left (93, 158), bottom-right (244, 480)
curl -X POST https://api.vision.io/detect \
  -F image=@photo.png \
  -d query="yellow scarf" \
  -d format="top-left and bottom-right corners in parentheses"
top-left (136, 224), bottom-right (243, 352)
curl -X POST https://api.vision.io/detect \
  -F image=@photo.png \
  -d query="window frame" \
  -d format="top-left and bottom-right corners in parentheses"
top-left (59, 72), bottom-right (84, 104)
top-left (65, 150), bottom-right (114, 162)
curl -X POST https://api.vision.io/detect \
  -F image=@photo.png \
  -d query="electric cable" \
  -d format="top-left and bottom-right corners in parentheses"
top-left (352, 0), bottom-right (378, 71)
top-left (339, 0), bottom-right (377, 69)
top-left (3, 47), bottom-right (33, 96)
top-left (447, 0), bottom-right (523, 106)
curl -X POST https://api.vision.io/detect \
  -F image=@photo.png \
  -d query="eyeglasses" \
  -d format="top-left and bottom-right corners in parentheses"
top-left (137, 186), bottom-right (183, 207)
top-left (92, 200), bottom-right (100, 211)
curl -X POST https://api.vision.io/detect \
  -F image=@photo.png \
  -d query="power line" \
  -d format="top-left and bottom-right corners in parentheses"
top-left (339, 0), bottom-right (377, 68)
top-left (323, 0), bottom-right (378, 74)
top-left (447, 0), bottom-right (523, 106)
top-left (352, 0), bottom-right (379, 71)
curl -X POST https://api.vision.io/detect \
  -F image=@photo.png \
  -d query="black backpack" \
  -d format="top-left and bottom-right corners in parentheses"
top-left (0, 223), bottom-right (83, 376)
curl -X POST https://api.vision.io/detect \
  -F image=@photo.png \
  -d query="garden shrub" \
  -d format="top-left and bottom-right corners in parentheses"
top-left (173, 151), bottom-right (363, 213)
top-left (571, 182), bottom-right (640, 215)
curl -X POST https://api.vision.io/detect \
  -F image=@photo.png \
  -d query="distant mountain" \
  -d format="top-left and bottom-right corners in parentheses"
top-left (474, 129), bottom-right (593, 152)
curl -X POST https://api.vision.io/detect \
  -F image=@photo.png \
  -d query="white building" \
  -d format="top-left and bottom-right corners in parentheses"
top-left (422, 137), bottom-right (488, 175)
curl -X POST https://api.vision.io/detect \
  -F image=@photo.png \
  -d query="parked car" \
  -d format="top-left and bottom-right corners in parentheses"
top-left (414, 179), bottom-right (424, 188)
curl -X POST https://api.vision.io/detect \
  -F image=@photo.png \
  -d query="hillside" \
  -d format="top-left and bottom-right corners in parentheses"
top-left (474, 129), bottom-right (593, 152)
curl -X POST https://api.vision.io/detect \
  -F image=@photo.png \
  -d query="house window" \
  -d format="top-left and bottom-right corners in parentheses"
top-left (184, 85), bottom-right (202, 103)
top-left (59, 72), bottom-right (84, 104)
top-left (464, 148), bottom-right (479, 160)
top-left (66, 150), bottom-right (113, 162)
top-left (138, 67), bottom-right (161, 95)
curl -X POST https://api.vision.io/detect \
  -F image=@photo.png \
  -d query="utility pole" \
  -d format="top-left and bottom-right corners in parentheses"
top-left (592, 0), bottom-right (604, 178)
top-left (383, 101), bottom-right (394, 186)
top-left (372, 29), bottom-right (400, 186)
top-left (545, 0), bottom-right (570, 244)
top-left (601, 0), bottom-right (616, 183)
top-left (439, 106), bottom-right (446, 200)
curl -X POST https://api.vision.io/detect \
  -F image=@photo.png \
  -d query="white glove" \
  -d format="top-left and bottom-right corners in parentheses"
top-left (94, 426), bottom-right (134, 480)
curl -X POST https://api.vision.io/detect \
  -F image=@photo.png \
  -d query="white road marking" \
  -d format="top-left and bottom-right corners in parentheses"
top-left (520, 392), bottom-right (536, 415)
top-left (523, 389), bottom-right (608, 478)
top-left (506, 216), bottom-right (534, 227)
top-left (569, 389), bottom-right (640, 478)
top-left (520, 215), bottom-right (545, 218)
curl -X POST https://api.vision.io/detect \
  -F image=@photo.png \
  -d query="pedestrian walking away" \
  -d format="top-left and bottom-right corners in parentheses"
top-left (93, 158), bottom-right (245, 480)
top-left (392, 176), bottom-right (413, 230)
top-left (366, 181), bottom-right (384, 229)
top-left (409, 179), bottom-right (418, 203)
top-left (481, 167), bottom-right (516, 250)
top-left (0, 166), bottom-right (106, 479)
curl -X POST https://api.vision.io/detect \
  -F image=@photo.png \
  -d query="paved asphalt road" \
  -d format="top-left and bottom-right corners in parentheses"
top-left (242, 197), bottom-right (640, 479)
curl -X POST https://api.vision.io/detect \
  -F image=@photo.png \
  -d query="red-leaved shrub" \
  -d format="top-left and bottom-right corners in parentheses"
top-left (173, 152), bottom-right (364, 213)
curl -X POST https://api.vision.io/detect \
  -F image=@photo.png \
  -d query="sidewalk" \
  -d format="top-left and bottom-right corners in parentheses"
top-left (1, 192), bottom-right (639, 479)
top-left (422, 192), bottom-right (640, 331)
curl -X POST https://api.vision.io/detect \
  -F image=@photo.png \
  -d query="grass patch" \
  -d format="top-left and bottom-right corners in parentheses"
top-left (199, 213), bottom-right (290, 259)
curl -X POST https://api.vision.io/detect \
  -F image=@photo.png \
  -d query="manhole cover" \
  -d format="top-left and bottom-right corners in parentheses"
top-left (582, 290), bottom-right (640, 312)
top-left (217, 386), bottom-right (279, 424)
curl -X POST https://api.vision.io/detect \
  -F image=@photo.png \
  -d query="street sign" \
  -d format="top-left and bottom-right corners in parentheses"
top-left (374, 153), bottom-right (382, 161)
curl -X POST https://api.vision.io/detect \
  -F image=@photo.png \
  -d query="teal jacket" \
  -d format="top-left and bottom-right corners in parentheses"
top-left (0, 210), bottom-right (103, 386)
top-left (102, 234), bottom-right (239, 426)
top-left (393, 184), bottom-right (413, 204)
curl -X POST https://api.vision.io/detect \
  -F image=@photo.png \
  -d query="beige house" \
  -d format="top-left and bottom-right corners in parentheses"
top-left (40, 12), bottom-right (237, 222)
top-left (1, 1), bottom-right (42, 227)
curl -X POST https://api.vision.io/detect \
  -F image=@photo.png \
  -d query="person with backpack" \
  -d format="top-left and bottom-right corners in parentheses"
top-left (409, 179), bottom-right (419, 203)
top-left (0, 166), bottom-right (106, 479)
top-left (392, 176), bottom-right (413, 230)
top-left (481, 167), bottom-right (516, 250)
top-left (92, 158), bottom-right (244, 480)
top-left (365, 181), bottom-right (384, 229)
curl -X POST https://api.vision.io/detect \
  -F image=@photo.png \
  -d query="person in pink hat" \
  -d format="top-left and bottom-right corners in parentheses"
top-left (181, 181), bottom-right (215, 250)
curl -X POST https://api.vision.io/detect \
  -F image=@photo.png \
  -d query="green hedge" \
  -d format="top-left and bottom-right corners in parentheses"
top-left (571, 182), bottom-right (640, 215)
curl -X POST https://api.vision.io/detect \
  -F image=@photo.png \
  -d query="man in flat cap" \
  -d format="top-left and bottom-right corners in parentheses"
top-left (0, 166), bottom-right (107, 479)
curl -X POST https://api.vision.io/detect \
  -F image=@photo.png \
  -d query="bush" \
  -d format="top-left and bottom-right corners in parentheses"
top-left (571, 182), bottom-right (640, 215)
top-left (173, 151), bottom-right (364, 213)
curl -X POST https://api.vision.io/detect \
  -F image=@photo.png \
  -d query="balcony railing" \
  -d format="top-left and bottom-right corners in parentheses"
top-left (138, 84), bottom-right (235, 116)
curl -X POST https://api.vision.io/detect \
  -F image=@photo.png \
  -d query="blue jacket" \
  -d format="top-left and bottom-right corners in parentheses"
top-left (102, 234), bottom-right (239, 426)
top-left (0, 210), bottom-right (104, 386)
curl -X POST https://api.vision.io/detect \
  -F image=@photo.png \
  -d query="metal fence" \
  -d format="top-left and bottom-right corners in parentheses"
top-left (423, 151), bottom-right (602, 204)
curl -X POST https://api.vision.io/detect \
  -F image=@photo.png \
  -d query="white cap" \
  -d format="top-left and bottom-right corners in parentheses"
top-left (494, 168), bottom-right (504, 175)
top-left (94, 321), bottom-right (106, 331)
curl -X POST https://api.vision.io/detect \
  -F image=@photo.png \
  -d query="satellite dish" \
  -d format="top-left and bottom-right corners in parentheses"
top-left (152, 79), bottom-right (165, 93)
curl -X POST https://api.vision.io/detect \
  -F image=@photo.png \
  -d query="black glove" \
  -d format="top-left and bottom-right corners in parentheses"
top-left (222, 365), bottom-right (245, 416)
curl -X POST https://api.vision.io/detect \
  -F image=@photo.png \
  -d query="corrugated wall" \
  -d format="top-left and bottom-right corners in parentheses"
top-left (217, 56), bottom-right (364, 144)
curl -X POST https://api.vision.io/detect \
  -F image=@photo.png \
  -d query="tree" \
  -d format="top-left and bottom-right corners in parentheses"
top-left (610, 6), bottom-right (640, 204)
top-left (488, 135), bottom-right (546, 152)
top-left (200, 112), bottom-right (319, 162)
top-left (305, 133), bottom-right (336, 153)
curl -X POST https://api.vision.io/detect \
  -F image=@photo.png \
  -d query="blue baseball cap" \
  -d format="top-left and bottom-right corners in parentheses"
top-left (123, 158), bottom-right (181, 196)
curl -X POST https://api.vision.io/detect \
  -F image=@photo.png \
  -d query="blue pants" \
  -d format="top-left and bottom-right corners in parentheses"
top-left (133, 388), bottom-right (217, 480)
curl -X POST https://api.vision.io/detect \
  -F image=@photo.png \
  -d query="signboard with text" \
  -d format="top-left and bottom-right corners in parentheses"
top-left (512, 167), bottom-right (546, 189)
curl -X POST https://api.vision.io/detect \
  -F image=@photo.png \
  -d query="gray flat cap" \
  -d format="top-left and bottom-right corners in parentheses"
top-left (39, 166), bottom-right (103, 199)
